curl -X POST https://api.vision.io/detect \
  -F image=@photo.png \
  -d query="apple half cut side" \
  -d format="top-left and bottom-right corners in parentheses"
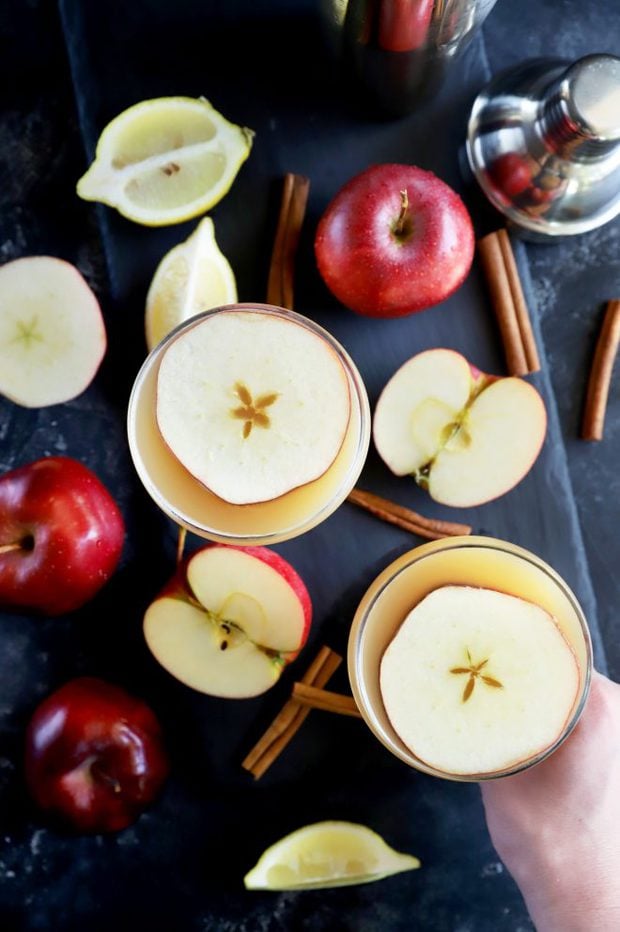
top-left (143, 544), bottom-right (312, 698)
top-left (156, 310), bottom-right (351, 505)
top-left (373, 348), bottom-right (547, 507)
top-left (380, 585), bottom-right (580, 776)
top-left (0, 256), bottom-right (106, 408)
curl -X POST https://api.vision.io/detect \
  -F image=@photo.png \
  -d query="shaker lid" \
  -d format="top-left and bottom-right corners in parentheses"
top-left (466, 53), bottom-right (620, 238)
top-left (567, 54), bottom-right (620, 141)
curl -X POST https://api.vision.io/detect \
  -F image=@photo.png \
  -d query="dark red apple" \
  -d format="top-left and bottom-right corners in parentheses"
top-left (25, 677), bottom-right (170, 834)
top-left (314, 163), bottom-right (475, 318)
top-left (0, 456), bottom-right (124, 615)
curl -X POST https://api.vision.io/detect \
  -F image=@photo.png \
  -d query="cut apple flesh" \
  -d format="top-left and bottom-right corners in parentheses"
top-left (144, 598), bottom-right (283, 698)
top-left (373, 348), bottom-right (546, 507)
top-left (373, 349), bottom-right (474, 475)
top-left (143, 545), bottom-right (309, 698)
top-left (187, 546), bottom-right (305, 652)
top-left (380, 586), bottom-right (580, 775)
top-left (0, 256), bottom-right (106, 408)
top-left (429, 377), bottom-right (546, 507)
top-left (156, 311), bottom-right (351, 505)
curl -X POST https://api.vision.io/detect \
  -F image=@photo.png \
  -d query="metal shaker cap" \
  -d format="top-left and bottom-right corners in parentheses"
top-left (569, 55), bottom-right (620, 140)
top-left (466, 54), bottom-right (620, 238)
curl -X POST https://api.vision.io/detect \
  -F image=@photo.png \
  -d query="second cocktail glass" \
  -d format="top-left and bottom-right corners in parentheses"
top-left (348, 536), bottom-right (592, 781)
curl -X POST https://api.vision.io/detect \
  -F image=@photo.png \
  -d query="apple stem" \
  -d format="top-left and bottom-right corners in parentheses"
top-left (176, 526), bottom-right (187, 566)
top-left (394, 189), bottom-right (409, 236)
top-left (0, 541), bottom-right (24, 555)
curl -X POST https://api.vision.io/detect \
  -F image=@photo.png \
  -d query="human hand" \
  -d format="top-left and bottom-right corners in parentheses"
top-left (481, 671), bottom-right (620, 931)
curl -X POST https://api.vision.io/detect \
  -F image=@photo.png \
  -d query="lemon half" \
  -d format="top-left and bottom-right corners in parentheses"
top-left (145, 217), bottom-right (237, 350)
top-left (244, 821), bottom-right (421, 891)
top-left (77, 96), bottom-right (253, 226)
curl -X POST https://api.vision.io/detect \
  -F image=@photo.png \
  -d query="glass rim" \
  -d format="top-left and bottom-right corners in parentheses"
top-left (348, 535), bottom-right (593, 782)
top-left (127, 302), bottom-right (371, 545)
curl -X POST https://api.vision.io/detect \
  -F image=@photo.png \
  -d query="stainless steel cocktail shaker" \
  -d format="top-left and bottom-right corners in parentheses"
top-left (466, 54), bottom-right (620, 238)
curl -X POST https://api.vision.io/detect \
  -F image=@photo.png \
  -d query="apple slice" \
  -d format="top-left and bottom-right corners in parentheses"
top-left (143, 544), bottom-right (312, 698)
top-left (155, 310), bottom-right (351, 505)
top-left (380, 586), bottom-right (580, 776)
top-left (0, 256), bottom-right (106, 407)
top-left (373, 348), bottom-right (546, 507)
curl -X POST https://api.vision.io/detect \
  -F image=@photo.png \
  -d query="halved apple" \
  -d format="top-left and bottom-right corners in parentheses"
top-left (0, 256), bottom-right (106, 407)
top-left (156, 310), bottom-right (351, 505)
top-left (380, 585), bottom-right (580, 776)
top-left (372, 349), bottom-right (546, 507)
top-left (143, 544), bottom-right (312, 698)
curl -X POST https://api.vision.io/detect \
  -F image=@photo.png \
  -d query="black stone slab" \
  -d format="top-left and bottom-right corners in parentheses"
top-left (1, 0), bottom-right (616, 929)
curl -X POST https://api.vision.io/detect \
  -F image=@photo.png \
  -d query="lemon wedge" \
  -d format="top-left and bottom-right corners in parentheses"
top-left (145, 217), bottom-right (237, 350)
top-left (243, 821), bottom-right (421, 891)
top-left (77, 96), bottom-right (253, 226)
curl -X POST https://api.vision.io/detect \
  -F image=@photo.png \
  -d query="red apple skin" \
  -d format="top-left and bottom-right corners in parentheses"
top-left (161, 543), bottom-right (313, 657)
top-left (314, 164), bottom-right (475, 318)
top-left (0, 456), bottom-right (124, 615)
top-left (25, 677), bottom-right (170, 834)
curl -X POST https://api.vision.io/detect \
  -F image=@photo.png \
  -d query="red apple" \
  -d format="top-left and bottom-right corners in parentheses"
top-left (314, 163), bottom-right (474, 318)
top-left (25, 677), bottom-right (170, 833)
top-left (0, 456), bottom-right (124, 615)
top-left (372, 348), bottom-right (547, 506)
top-left (144, 544), bottom-right (312, 698)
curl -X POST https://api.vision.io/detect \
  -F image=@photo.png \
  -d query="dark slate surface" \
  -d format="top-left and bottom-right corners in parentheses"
top-left (0, 1), bottom-right (618, 930)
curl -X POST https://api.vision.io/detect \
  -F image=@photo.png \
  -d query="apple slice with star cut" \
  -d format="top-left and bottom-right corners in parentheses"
top-left (156, 310), bottom-right (351, 505)
top-left (380, 586), bottom-right (580, 776)
top-left (143, 544), bottom-right (312, 698)
top-left (373, 349), bottom-right (546, 507)
top-left (0, 256), bottom-right (106, 408)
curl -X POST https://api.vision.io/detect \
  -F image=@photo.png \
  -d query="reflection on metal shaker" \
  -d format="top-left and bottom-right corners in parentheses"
top-left (320, 0), bottom-right (499, 116)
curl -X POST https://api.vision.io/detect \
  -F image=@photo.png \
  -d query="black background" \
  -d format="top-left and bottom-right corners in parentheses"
top-left (1, 1), bottom-right (619, 930)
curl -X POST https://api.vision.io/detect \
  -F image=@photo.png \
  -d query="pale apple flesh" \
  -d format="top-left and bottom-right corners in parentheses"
top-left (372, 348), bottom-right (546, 507)
top-left (156, 310), bottom-right (351, 505)
top-left (143, 544), bottom-right (312, 698)
top-left (0, 256), bottom-right (106, 408)
top-left (380, 586), bottom-right (580, 776)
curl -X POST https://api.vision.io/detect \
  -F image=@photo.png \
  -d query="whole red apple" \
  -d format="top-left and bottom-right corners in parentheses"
top-left (0, 456), bottom-right (124, 615)
top-left (144, 543), bottom-right (313, 698)
top-left (314, 163), bottom-right (475, 318)
top-left (25, 677), bottom-right (170, 833)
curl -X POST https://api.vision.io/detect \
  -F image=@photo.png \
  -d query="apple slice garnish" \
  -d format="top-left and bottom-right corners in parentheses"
top-left (143, 544), bottom-right (312, 698)
top-left (0, 256), bottom-right (106, 407)
top-left (373, 348), bottom-right (546, 507)
top-left (380, 585), bottom-right (580, 776)
top-left (156, 310), bottom-right (351, 505)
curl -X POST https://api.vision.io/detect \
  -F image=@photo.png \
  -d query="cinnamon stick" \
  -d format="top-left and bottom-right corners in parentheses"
top-left (478, 230), bottom-right (540, 376)
top-left (347, 488), bottom-right (471, 540)
top-left (242, 645), bottom-right (342, 779)
top-left (266, 172), bottom-right (310, 309)
top-left (292, 683), bottom-right (362, 718)
top-left (581, 299), bottom-right (620, 441)
top-left (496, 229), bottom-right (541, 373)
